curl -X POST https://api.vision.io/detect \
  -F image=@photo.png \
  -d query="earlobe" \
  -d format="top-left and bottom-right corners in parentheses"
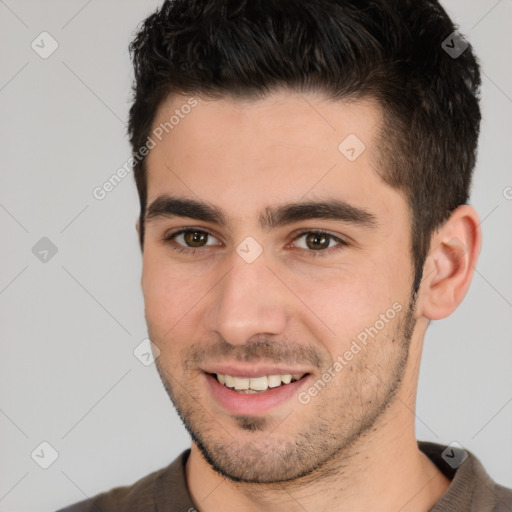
top-left (419, 205), bottom-right (482, 321)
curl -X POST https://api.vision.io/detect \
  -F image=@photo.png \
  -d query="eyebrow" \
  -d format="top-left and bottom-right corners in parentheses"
top-left (145, 194), bottom-right (379, 231)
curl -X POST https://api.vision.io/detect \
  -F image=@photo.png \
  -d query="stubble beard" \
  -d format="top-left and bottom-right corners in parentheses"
top-left (152, 294), bottom-right (417, 485)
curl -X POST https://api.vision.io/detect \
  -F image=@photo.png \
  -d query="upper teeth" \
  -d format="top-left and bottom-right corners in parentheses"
top-left (216, 373), bottom-right (305, 391)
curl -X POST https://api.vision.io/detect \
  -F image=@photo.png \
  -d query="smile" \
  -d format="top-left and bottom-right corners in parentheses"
top-left (215, 372), bottom-right (307, 393)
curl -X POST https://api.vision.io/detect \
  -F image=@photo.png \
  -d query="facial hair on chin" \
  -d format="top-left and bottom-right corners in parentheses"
top-left (151, 293), bottom-right (418, 485)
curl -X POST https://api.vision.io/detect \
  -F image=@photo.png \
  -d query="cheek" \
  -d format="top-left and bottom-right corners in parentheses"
top-left (141, 254), bottom-right (204, 334)
top-left (312, 274), bottom-right (381, 336)
top-left (288, 258), bottom-right (406, 346)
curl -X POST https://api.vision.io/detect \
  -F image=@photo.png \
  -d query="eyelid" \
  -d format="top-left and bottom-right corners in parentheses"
top-left (289, 229), bottom-right (349, 256)
top-left (290, 228), bottom-right (349, 244)
top-left (163, 227), bottom-right (221, 245)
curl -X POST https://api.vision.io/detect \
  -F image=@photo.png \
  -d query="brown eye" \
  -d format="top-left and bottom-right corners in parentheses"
top-left (164, 228), bottom-right (221, 254)
top-left (292, 230), bottom-right (348, 257)
top-left (304, 232), bottom-right (330, 250)
top-left (183, 230), bottom-right (209, 247)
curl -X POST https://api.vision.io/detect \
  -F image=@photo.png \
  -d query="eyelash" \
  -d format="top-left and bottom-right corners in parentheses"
top-left (162, 228), bottom-right (349, 258)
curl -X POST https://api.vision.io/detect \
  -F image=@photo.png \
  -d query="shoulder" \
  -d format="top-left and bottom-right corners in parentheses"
top-left (493, 483), bottom-right (512, 511)
top-left (55, 448), bottom-right (193, 512)
top-left (418, 440), bottom-right (512, 512)
top-left (55, 464), bottom-right (165, 512)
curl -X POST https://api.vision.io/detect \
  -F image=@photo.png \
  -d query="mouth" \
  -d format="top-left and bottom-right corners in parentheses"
top-left (203, 370), bottom-right (312, 415)
top-left (209, 372), bottom-right (308, 393)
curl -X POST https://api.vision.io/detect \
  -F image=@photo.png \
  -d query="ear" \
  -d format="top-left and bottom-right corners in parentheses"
top-left (418, 205), bottom-right (482, 321)
top-left (136, 218), bottom-right (144, 289)
top-left (136, 218), bottom-right (143, 253)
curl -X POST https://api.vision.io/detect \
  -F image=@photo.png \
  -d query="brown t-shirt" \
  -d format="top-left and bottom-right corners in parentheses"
top-left (56, 441), bottom-right (512, 512)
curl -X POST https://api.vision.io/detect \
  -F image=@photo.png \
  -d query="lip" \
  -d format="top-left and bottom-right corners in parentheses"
top-left (201, 364), bottom-right (312, 379)
top-left (204, 371), bottom-right (312, 415)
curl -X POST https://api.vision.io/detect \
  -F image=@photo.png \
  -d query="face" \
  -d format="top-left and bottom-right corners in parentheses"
top-left (141, 90), bottom-right (419, 483)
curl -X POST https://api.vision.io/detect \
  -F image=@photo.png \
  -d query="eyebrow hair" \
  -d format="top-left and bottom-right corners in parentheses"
top-left (145, 194), bottom-right (379, 231)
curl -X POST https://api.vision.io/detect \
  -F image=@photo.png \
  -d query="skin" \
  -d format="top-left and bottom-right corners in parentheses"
top-left (138, 90), bottom-right (481, 512)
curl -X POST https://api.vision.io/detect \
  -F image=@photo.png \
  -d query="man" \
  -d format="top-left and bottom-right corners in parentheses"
top-left (57, 0), bottom-right (512, 511)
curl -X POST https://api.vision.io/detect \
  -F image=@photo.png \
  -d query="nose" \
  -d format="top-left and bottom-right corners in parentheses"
top-left (203, 248), bottom-right (290, 346)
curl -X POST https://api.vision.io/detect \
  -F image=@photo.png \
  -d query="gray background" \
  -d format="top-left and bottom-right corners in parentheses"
top-left (0, 1), bottom-right (511, 510)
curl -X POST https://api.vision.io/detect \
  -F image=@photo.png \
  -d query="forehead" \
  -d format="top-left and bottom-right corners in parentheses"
top-left (149, 90), bottom-right (382, 163)
top-left (144, 90), bottom-right (403, 228)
